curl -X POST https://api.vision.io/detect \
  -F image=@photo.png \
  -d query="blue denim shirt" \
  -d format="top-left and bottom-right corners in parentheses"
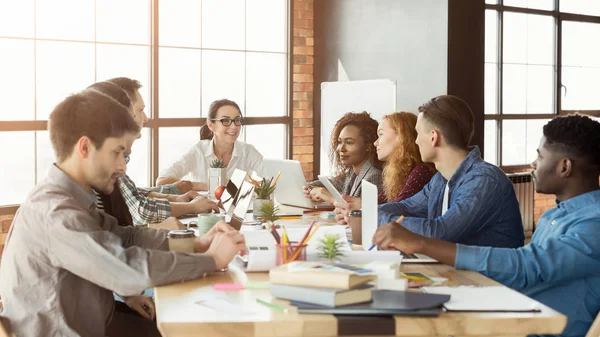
top-left (456, 189), bottom-right (600, 337)
top-left (378, 146), bottom-right (524, 248)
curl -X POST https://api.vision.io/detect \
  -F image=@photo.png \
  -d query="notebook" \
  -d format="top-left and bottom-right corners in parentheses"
top-left (293, 289), bottom-right (449, 315)
top-left (270, 284), bottom-right (372, 307)
top-left (421, 286), bottom-right (542, 312)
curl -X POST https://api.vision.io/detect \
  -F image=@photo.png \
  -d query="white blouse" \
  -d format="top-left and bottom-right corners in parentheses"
top-left (159, 139), bottom-right (266, 183)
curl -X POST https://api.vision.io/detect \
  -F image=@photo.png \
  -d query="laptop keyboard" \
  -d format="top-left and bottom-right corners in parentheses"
top-left (400, 251), bottom-right (419, 259)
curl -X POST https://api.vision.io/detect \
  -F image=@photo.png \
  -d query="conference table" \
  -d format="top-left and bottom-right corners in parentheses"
top-left (153, 210), bottom-right (567, 337)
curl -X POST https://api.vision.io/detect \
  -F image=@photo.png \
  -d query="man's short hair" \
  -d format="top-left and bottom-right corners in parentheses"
top-left (418, 95), bottom-right (474, 149)
top-left (543, 114), bottom-right (600, 174)
top-left (49, 90), bottom-right (140, 162)
top-left (106, 77), bottom-right (142, 102)
top-left (86, 81), bottom-right (132, 109)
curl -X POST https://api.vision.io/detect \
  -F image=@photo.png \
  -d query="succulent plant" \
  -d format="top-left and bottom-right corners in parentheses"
top-left (259, 200), bottom-right (280, 223)
top-left (317, 233), bottom-right (345, 262)
top-left (210, 158), bottom-right (226, 168)
top-left (253, 178), bottom-right (276, 199)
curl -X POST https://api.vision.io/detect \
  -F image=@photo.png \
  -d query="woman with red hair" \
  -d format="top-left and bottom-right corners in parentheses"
top-left (334, 112), bottom-right (435, 224)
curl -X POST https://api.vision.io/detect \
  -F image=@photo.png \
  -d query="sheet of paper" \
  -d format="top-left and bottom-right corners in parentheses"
top-left (422, 286), bottom-right (542, 312)
top-left (196, 293), bottom-right (256, 316)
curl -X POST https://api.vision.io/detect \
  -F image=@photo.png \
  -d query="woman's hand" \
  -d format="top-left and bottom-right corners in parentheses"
top-left (123, 295), bottom-right (155, 320)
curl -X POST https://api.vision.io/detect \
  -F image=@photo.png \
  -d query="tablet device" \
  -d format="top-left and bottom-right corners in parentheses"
top-left (317, 175), bottom-right (347, 204)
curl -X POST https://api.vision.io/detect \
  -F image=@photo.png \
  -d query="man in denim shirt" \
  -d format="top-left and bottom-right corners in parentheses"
top-left (373, 115), bottom-right (600, 337)
top-left (378, 95), bottom-right (524, 248)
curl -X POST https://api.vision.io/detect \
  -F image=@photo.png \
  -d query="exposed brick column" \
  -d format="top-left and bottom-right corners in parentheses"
top-left (291, 0), bottom-right (315, 180)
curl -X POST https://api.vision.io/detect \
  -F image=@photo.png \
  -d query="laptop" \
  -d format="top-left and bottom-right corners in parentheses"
top-left (262, 159), bottom-right (333, 210)
top-left (361, 180), bottom-right (437, 263)
top-left (219, 169), bottom-right (248, 213)
top-left (228, 180), bottom-right (255, 231)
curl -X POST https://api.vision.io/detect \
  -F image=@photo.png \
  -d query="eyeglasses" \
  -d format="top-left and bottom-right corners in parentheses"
top-left (124, 154), bottom-right (131, 164)
top-left (210, 116), bottom-right (244, 127)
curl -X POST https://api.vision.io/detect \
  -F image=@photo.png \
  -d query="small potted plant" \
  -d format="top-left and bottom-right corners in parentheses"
top-left (259, 200), bottom-right (280, 230)
top-left (249, 177), bottom-right (276, 217)
top-left (208, 159), bottom-right (227, 197)
top-left (317, 233), bottom-right (345, 262)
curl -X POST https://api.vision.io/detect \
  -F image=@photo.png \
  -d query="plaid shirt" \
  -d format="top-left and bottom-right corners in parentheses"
top-left (119, 174), bottom-right (171, 225)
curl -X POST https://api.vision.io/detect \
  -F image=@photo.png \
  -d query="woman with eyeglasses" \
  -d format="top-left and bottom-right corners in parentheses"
top-left (157, 99), bottom-right (265, 191)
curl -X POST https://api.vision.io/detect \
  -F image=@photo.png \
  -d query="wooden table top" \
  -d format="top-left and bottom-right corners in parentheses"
top-left (155, 263), bottom-right (566, 337)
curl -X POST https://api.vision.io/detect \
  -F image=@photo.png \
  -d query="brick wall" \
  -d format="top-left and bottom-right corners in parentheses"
top-left (534, 192), bottom-right (555, 227)
top-left (0, 215), bottom-right (13, 259)
top-left (291, 0), bottom-right (315, 181)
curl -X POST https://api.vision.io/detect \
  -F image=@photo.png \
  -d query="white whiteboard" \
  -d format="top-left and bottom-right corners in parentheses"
top-left (320, 79), bottom-right (396, 176)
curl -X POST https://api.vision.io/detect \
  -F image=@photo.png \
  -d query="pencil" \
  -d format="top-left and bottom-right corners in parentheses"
top-left (256, 298), bottom-right (288, 313)
top-left (396, 215), bottom-right (405, 223)
top-left (271, 172), bottom-right (281, 187)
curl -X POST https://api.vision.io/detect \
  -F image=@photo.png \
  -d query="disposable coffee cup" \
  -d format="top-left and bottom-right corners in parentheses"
top-left (167, 229), bottom-right (195, 253)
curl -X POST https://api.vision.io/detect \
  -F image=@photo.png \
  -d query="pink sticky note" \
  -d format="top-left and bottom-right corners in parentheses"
top-left (213, 283), bottom-right (245, 291)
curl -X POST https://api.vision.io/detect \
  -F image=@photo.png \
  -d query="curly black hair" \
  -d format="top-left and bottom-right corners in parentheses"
top-left (543, 114), bottom-right (600, 172)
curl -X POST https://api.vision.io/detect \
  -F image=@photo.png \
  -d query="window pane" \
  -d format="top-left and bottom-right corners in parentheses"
top-left (159, 0), bottom-right (201, 48)
top-left (201, 50), bottom-right (245, 116)
top-left (96, 0), bottom-right (149, 44)
top-left (484, 120), bottom-right (497, 165)
top-left (96, 44), bottom-right (150, 114)
top-left (0, 132), bottom-right (35, 205)
top-left (246, 52), bottom-right (286, 117)
top-left (485, 10), bottom-right (498, 64)
top-left (158, 127), bottom-right (201, 180)
top-left (36, 131), bottom-right (54, 183)
top-left (244, 124), bottom-right (286, 159)
top-left (502, 119), bottom-right (549, 166)
top-left (503, 13), bottom-right (554, 65)
top-left (485, 63), bottom-right (498, 115)
top-left (202, 0), bottom-right (245, 50)
top-left (560, 0), bottom-right (600, 16)
top-left (246, 0), bottom-right (287, 52)
top-left (504, 0), bottom-right (554, 10)
top-left (128, 128), bottom-right (150, 188)
top-left (159, 47), bottom-right (201, 118)
top-left (562, 22), bottom-right (600, 67)
top-left (0, 39), bottom-right (34, 120)
top-left (36, 0), bottom-right (94, 41)
top-left (502, 64), bottom-right (526, 114)
top-left (562, 67), bottom-right (600, 110)
top-left (0, 0), bottom-right (34, 38)
top-left (36, 41), bottom-right (95, 120)
top-left (526, 65), bottom-right (554, 114)
top-left (485, 0), bottom-right (498, 4)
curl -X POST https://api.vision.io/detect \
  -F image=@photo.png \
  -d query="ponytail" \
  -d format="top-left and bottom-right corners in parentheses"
top-left (200, 124), bottom-right (213, 140)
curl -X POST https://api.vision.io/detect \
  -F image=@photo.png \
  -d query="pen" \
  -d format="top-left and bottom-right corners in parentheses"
top-left (370, 216), bottom-right (405, 251)
top-left (256, 298), bottom-right (288, 313)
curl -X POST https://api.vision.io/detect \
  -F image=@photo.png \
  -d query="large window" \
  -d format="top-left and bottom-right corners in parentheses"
top-left (484, 0), bottom-right (600, 169)
top-left (0, 0), bottom-right (290, 207)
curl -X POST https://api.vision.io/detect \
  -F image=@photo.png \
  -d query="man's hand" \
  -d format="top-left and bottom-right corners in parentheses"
top-left (302, 185), bottom-right (313, 198)
top-left (173, 190), bottom-right (199, 202)
top-left (194, 220), bottom-right (236, 253)
top-left (174, 180), bottom-right (193, 194)
top-left (333, 195), bottom-right (361, 225)
top-left (157, 217), bottom-right (185, 230)
top-left (123, 295), bottom-right (155, 320)
top-left (190, 196), bottom-right (219, 214)
top-left (205, 231), bottom-right (247, 270)
top-left (372, 221), bottom-right (425, 254)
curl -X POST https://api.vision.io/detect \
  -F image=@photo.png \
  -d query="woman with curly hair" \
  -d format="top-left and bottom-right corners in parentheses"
top-left (304, 111), bottom-right (384, 204)
top-left (333, 112), bottom-right (436, 224)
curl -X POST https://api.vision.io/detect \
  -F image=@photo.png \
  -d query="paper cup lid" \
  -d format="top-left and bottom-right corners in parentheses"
top-left (167, 229), bottom-right (195, 239)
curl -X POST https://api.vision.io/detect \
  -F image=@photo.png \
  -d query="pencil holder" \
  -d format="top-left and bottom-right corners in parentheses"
top-left (275, 243), bottom-right (307, 265)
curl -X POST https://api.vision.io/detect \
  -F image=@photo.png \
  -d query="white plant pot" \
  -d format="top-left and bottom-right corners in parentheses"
top-left (208, 168), bottom-right (227, 196)
top-left (253, 198), bottom-right (270, 217)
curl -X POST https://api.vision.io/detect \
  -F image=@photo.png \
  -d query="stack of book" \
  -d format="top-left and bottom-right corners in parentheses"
top-left (268, 262), bottom-right (376, 307)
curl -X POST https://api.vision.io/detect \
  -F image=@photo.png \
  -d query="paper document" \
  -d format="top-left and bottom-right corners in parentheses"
top-left (422, 286), bottom-right (542, 312)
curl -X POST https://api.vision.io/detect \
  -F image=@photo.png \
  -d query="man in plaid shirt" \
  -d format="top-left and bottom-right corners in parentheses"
top-left (107, 77), bottom-right (213, 225)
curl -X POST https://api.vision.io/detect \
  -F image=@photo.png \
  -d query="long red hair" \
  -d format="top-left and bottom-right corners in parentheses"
top-left (382, 112), bottom-right (435, 201)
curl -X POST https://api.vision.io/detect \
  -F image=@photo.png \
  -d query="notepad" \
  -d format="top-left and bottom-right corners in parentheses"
top-left (421, 286), bottom-right (542, 312)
